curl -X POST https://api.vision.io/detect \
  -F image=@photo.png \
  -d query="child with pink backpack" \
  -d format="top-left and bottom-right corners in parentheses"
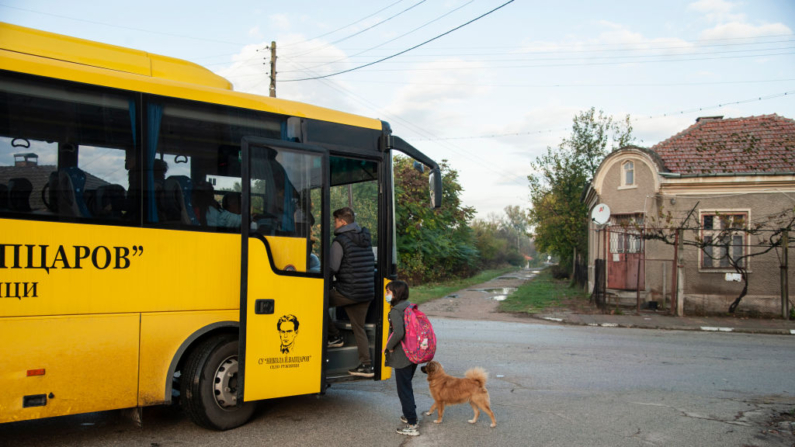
top-left (384, 280), bottom-right (436, 437)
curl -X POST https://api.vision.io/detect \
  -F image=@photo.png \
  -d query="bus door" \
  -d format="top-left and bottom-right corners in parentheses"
top-left (239, 137), bottom-right (329, 402)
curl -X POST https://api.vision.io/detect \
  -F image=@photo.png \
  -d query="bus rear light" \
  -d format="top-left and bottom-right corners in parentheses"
top-left (27, 369), bottom-right (45, 377)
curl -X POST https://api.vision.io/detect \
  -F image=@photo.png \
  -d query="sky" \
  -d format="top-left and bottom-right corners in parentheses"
top-left (3, 0), bottom-right (794, 219)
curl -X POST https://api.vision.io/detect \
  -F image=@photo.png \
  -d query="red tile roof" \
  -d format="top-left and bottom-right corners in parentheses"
top-left (651, 114), bottom-right (795, 174)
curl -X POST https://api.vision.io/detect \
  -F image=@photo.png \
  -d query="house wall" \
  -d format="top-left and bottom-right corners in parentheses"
top-left (657, 192), bottom-right (794, 316)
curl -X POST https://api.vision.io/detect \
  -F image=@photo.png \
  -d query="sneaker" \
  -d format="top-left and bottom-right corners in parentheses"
top-left (396, 424), bottom-right (419, 436)
top-left (348, 363), bottom-right (374, 377)
top-left (399, 415), bottom-right (417, 424)
top-left (327, 336), bottom-right (344, 348)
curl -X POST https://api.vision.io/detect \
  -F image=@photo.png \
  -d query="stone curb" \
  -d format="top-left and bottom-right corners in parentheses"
top-left (534, 315), bottom-right (795, 336)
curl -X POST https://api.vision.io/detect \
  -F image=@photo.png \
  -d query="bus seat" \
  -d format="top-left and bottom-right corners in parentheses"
top-left (163, 176), bottom-right (199, 225)
top-left (57, 167), bottom-right (92, 218)
top-left (90, 184), bottom-right (126, 219)
top-left (42, 171), bottom-right (60, 212)
top-left (0, 183), bottom-right (8, 210)
top-left (8, 177), bottom-right (33, 212)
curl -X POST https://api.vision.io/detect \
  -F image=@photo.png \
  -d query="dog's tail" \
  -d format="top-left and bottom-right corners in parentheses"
top-left (465, 367), bottom-right (488, 388)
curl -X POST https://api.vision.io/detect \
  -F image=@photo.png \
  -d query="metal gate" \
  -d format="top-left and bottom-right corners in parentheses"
top-left (607, 215), bottom-right (645, 290)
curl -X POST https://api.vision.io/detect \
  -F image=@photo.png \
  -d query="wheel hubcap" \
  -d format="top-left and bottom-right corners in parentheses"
top-left (213, 355), bottom-right (239, 409)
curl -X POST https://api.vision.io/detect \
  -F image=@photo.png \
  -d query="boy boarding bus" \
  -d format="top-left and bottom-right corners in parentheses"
top-left (0, 23), bottom-right (442, 430)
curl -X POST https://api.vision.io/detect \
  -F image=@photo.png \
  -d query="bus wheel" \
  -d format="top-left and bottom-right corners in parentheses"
top-left (181, 335), bottom-right (256, 430)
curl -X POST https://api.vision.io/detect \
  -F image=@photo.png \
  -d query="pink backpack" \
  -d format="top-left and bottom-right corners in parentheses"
top-left (400, 304), bottom-right (436, 364)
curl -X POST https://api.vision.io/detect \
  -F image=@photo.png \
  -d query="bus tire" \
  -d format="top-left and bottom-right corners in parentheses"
top-left (181, 335), bottom-right (256, 430)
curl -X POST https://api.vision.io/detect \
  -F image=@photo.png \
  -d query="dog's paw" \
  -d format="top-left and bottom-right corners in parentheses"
top-left (467, 419), bottom-right (477, 424)
top-left (433, 419), bottom-right (442, 424)
top-left (425, 411), bottom-right (433, 416)
top-left (490, 422), bottom-right (497, 428)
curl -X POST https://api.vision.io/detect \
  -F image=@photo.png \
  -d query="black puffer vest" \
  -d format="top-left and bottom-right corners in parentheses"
top-left (333, 227), bottom-right (375, 302)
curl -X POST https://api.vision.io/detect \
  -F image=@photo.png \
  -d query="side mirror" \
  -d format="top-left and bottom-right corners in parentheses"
top-left (413, 161), bottom-right (425, 173)
top-left (429, 168), bottom-right (442, 209)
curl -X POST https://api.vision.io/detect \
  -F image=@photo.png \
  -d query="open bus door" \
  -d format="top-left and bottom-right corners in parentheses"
top-left (238, 137), bottom-right (329, 403)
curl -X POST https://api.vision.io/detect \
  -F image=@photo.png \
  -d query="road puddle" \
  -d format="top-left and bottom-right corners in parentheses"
top-left (468, 287), bottom-right (517, 300)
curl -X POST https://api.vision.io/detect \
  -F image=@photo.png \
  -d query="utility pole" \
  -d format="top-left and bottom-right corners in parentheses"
top-left (268, 41), bottom-right (277, 98)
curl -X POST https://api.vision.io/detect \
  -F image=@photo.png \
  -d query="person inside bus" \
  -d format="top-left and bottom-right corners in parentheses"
top-left (193, 181), bottom-right (242, 229)
top-left (326, 206), bottom-right (375, 377)
top-left (258, 148), bottom-right (299, 234)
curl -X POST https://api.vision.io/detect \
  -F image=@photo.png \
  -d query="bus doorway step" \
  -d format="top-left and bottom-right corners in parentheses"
top-left (327, 374), bottom-right (370, 384)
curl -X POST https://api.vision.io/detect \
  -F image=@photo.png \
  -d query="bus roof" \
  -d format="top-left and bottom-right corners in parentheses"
top-left (0, 23), bottom-right (383, 131)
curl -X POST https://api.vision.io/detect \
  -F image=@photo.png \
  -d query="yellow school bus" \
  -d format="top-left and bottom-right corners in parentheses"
top-left (0, 23), bottom-right (442, 430)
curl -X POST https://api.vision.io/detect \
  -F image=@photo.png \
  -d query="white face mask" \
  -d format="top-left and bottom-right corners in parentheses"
top-left (385, 293), bottom-right (393, 303)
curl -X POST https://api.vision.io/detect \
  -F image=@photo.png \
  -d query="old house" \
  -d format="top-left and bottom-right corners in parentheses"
top-left (583, 115), bottom-right (795, 315)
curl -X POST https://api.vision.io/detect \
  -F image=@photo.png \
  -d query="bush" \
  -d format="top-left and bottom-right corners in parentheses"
top-left (550, 265), bottom-right (570, 280)
top-left (506, 251), bottom-right (525, 267)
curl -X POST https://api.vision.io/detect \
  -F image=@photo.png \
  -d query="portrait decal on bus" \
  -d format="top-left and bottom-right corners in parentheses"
top-left (277, 314), bottom-right (300, 354)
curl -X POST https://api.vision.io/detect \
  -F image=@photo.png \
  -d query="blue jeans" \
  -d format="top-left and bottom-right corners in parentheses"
top-left (395, 363), bottom-right (418, 425)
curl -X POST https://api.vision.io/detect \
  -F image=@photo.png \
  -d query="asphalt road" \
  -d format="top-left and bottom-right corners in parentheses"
top-left (3, 319), bottom-right (795, 446)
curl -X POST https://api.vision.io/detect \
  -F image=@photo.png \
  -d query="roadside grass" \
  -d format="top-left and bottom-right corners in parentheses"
top-left (411, 267), bottom-right (516, 305)
top-left (498, 268), bottom-right (589, 314)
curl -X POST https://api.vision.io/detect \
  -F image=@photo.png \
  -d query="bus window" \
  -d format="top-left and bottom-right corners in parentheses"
top-left (330, 156), bottom-right (379, 258)
top-left (0, 73), bottom-right (135, 224)
top-left (251, 146), bottom-right (322, 274)
top-left (144, 97), bottom-right (282, 231)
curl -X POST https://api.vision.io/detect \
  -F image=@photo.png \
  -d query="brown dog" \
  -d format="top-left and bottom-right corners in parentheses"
top-left (421, 360), bottom-right (497, 428)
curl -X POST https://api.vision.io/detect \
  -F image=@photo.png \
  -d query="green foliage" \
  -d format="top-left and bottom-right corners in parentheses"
top-left (393, 157), bottom-right (478, 283)
top-left (528, 107), bottom-right (634, 269)
top-left (498, 268), bottom-right (588, 314)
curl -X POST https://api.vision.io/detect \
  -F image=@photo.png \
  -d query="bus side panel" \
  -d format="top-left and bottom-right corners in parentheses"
top-left (0, 314), bottom-right (139, 423)
top-left (0, 220), bottom-right (240, 318)
top-left (137, 310), bottom-right (238, 406)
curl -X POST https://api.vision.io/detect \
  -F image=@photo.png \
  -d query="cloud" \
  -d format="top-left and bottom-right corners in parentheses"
top-left (687, 0), bottom-right (745, 23)
top-left (269, 14), bottom-right (291, 31)
top-left (519, 22), bottom-right (694, 60)
top-left (215, 36), bottom-right (370, 115)
top-left (248, 26), bottom-right (263, 39)
top-left (687, 0), bottom-right (792, 40)
top-left (699, 21), bottom-right (793, 40)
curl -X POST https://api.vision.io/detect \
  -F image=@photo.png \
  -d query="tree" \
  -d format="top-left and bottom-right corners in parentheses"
top-left (528, 108), bottom-right (635, 271)
top-left (393, 157), bottom-right (478, 283)
top-left (470, 207), bottom-right (536, 269)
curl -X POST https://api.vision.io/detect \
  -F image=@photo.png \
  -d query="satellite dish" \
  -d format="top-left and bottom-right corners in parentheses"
top-left (591, 203), bottom-right (611, 225)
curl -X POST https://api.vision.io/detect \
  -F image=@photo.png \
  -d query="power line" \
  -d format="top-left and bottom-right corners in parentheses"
top-left (293, 0), bottom-right (476, 72)
top-left (309, 50), bottom-right (795, 73)
top-left (272, 77), bottom-right (795, 88)
top-left (279, 0), bottom-right (407, 48)
top-left (195, 34), bottom-right (795, 67)
top-left (278, 58), bottom-right (531, 188)
top-left (288, 0), bottom-right (429, 58)
top-left (276, 44), bottom-right (795, 74)
top-left (284, 37), bottom-right (795, 62)
top-left (330, 33), bottom-right (795, 52)
top-left (280, 0), bottom-right (516, 82)
top-left (409, 90), bottom-right (795, 141)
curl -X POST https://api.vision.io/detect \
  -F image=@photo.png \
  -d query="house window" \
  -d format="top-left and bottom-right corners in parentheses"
top-left (701, 212), bottom-right (747, 269)
top-left (622, 161), bottom-right (634, 186)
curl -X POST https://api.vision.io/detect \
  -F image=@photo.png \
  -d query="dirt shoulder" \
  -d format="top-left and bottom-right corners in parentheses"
top-left (418, 269), bottom-right (551, 324)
